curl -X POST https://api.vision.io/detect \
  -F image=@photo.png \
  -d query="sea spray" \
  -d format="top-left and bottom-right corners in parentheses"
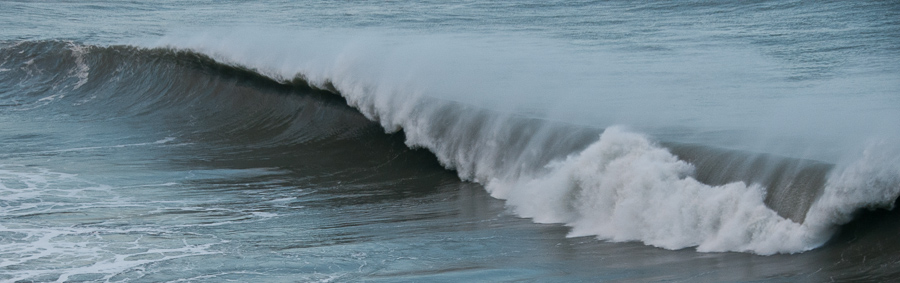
top-left (805, 141), bottom-right (900, 230)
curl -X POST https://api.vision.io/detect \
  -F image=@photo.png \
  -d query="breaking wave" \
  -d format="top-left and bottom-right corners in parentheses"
top-left (2, 38), bottom-right (898, 255)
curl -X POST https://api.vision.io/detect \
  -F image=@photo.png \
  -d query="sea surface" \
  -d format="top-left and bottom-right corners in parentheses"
top-left (1, 1), bottom-right (899, 282)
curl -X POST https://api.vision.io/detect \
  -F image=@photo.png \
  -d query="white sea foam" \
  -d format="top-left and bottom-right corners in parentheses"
top-left (806, 141), bottom-right (900, 229)
top-left (487, 127), bottom-right (895, 254)
top-left (0, 166), bottom-right (226, 282)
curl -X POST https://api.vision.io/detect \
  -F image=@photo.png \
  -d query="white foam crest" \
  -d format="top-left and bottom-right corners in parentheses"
top-left (487, 127), bottom-right (829, 254)
top-left (805, 140), bottom-right (900, 229)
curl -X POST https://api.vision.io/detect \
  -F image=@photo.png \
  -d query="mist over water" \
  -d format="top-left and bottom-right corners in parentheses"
top-left (2, 0), bottom-right (900, 281)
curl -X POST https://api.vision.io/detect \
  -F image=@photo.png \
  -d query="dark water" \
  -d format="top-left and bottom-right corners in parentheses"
top-left (1, 1), bottom-right (899, 282)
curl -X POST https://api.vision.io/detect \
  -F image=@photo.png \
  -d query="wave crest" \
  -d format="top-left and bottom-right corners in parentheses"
top-left (490, 127), bottom-right (829, 254)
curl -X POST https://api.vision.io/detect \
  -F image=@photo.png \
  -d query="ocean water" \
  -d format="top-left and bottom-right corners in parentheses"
top-left (1, 1), bottom-right (899, 282)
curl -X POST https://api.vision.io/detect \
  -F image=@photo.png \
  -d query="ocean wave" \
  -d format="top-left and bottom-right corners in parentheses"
top-left (2, 39), bottom-right (898, 255)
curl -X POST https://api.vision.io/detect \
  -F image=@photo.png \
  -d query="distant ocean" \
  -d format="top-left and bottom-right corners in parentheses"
top-left (2, 1), bottom-right (899, 281)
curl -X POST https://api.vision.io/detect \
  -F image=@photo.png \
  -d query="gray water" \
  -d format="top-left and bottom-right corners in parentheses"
top-left (1, 1), bottom-right (899, 282)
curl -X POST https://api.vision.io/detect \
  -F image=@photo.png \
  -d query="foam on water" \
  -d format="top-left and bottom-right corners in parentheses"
top-left (0, 166), bottom-right (228, 282)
